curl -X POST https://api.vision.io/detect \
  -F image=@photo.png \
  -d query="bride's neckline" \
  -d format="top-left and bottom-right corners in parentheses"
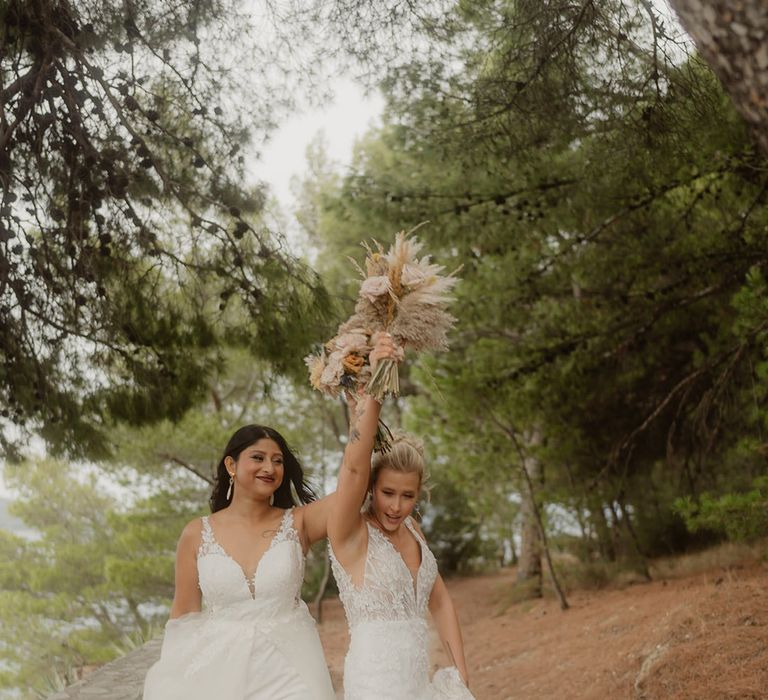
top-left (367, 517), bottom-right (424, 597)
top-left (204, 509), bottom-right (292, 598)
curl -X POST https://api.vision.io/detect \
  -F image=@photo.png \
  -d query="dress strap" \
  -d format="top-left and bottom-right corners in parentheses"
top-left (274, 507), bottom-right (300, 544)
top-left (280, 506), bottom-right (293, 531)
top-left (404, 516), bottom-right (426, 545)
top-left (198, 515), bottom-right (217, 556)
top-left (201, 515), bottom-right (214, 541)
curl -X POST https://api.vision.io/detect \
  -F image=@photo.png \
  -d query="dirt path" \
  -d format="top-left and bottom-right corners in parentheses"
top-left (316, 560), bottom-right (768, 699)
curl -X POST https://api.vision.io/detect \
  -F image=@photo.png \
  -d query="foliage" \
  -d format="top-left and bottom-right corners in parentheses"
top-left (0, 0), bottom-right (331, 459)
top-left (422, 476), bottom-right (508, 574)
top-left (675, 476), bottom-right (768, 542)
top-left (298, 0), bottom-right (768, 570)
top-left (0, 457), bottom-right (201, 696)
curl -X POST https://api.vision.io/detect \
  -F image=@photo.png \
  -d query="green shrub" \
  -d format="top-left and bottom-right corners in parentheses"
top-left (675, 477), bottom-right (768, 542)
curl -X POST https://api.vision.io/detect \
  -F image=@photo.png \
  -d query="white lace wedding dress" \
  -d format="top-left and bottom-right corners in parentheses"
top-left (143, 508), bottom-right (335, 700)
top-left (329, 516), bottom-right (475, 700)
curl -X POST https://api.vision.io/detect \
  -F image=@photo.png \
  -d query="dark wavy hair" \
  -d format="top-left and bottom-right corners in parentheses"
top-left (209, 425), bottom-right (317, 513)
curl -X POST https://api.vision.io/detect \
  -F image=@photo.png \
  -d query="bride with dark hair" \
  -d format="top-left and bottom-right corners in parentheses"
top-left (142, 335), bottom-right (399, 699)
top-left (144, 336), bottom-right (402, 700)
top-left (143, 422), bottom-right (335, 699)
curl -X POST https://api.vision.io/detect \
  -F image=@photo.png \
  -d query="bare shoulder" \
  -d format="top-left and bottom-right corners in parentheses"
top-left (289, 502), bottom-right (305, 527)
top-left (292, 499), bottom-right (315, 524)
top-left (178, 517), bottom-right (204, 549)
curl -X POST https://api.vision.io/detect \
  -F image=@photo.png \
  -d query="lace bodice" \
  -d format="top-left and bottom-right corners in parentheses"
top-left (328, 518), bottom-right (474, 699)
top-left (197, 508), bottom-right (304, 619)
top-left (144, 507), bottom-right (337, 699)
top-left (329, 516), bottom-right (438, 628)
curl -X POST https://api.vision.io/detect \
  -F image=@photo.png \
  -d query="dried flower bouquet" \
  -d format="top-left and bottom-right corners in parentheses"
top-left (305, 228), bottom-right (459, 450)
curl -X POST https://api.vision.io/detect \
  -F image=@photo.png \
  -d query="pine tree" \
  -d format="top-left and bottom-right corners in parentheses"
top-left (0, 1), bottom-right (330, 458)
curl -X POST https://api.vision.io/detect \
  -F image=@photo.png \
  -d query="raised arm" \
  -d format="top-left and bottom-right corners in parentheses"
top-left (327, 333), bottom-right (396, 549)
top-left (295, 491), bottom-right (337, 549)
top-left (168, 519), bottom-right (202, 619)
top-left (327, 392), bottom-right (383, 546)
top-left (429, 573), bottom-right (470, 686)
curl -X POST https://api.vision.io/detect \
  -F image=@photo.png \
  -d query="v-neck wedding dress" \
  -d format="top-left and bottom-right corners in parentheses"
top-left (329, 516), bottom-right (474, 700)
top-left (143, 508), bottom-right (335, 700)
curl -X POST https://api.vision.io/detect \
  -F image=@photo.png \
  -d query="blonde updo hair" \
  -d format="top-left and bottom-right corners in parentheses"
top-left (370, 432), bottom-right (430, 497)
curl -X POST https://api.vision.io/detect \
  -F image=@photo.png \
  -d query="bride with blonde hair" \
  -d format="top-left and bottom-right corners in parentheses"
top-left (328, 386), bottom-right (474, 699)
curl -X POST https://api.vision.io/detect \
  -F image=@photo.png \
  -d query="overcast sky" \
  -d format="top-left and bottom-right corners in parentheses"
top-left (253, 77), bottom-right (385, 211)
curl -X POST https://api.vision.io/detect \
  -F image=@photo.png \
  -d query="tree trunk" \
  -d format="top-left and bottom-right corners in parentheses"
top-left (669, 0), bottom-right (768, 157)
top-left (589, 496), bottom-right (616, 562)
top-left (516, 434), bottom-right (570, 610)
top-left (487, 412), bottom-right (569, 607)
top-left (517, 447), bottom-right (543, 594)
top-left (508, 522), bottom-right (518, 566)
top-left (617, 497), bottom-right (652, 582)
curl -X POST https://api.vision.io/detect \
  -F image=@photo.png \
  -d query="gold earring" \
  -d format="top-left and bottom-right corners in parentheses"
top-left (226, 473), bottom-right (234, 500)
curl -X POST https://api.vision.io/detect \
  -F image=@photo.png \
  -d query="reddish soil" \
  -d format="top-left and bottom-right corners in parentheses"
top-left (315, 559), bottom-right (768, 699)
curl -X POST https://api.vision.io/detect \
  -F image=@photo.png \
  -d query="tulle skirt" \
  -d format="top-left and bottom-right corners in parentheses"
top-left (143, 600), bottom-right (336, 700)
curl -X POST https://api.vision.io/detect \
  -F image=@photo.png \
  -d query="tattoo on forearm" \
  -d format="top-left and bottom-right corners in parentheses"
top-left (349, 427), bottom-right (361, 443)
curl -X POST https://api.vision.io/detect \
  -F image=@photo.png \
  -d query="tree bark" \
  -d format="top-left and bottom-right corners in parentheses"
top-left (517, 437), bottom-right (543, 593)
top-left (508, 521), bottom-right (518, 566)
top-left (617, 497), bottom-right (652, 582)
top-left (669, 0), bottom-right (768, 157)
top-left (589, 496), bottom-right (616, 562)
top-left (485, 409), bottom-right (569, 607)
top-left (517, 436), bottom-right (570, 610)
